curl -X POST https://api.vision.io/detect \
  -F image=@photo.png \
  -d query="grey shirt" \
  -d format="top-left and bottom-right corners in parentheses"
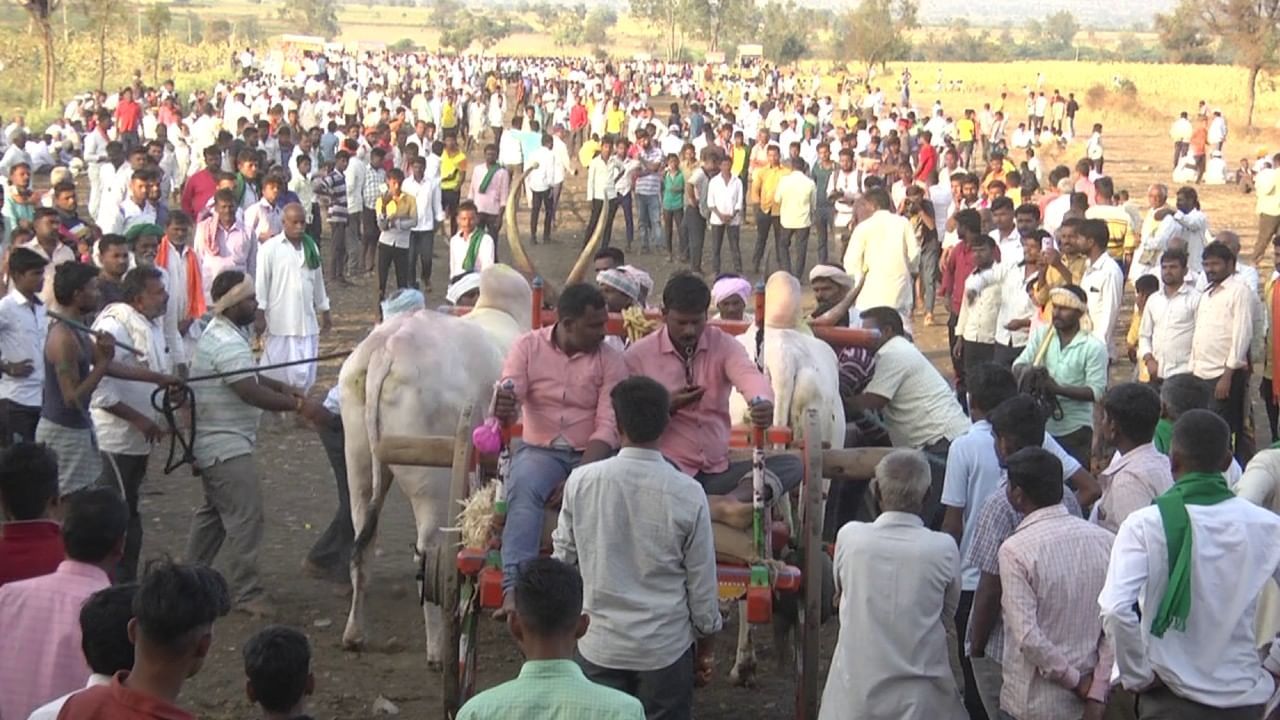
top-left (553, 447), bottom-right (722, 671)
top-left (191, 314), bottom-right (263, 468)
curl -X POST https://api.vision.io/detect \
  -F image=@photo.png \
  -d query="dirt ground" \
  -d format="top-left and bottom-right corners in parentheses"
top-left (144, 118), bottom-right (1271, 719)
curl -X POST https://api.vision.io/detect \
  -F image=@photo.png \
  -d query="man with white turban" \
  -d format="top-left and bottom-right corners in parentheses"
top-left (711, 275), bottom-right (752, 321)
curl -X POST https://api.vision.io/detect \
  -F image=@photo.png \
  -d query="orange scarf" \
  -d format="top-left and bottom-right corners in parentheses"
top-left (156, 236), bottom-right (207, 320)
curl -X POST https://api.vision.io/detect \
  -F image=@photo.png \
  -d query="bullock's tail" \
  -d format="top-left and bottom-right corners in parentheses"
top-left (353, 344), bottom-right (396, 555)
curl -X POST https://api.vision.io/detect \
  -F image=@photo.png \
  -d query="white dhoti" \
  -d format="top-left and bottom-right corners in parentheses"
top-left (261, 334), bottom-right (319, 391)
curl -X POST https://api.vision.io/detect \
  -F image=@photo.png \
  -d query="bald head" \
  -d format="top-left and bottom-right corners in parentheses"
top-left (283, 203), bottom-right (307, 241)
top-left (1215, 231), bottom-right (1241, 257)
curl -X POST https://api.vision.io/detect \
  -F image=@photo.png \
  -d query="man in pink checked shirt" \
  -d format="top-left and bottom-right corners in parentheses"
top-left (494, 283), bottom-right (628, 618)
top-left (625, 274), bottom-right (802, 528)
top-left (0, 487), bottom-right (127, 720)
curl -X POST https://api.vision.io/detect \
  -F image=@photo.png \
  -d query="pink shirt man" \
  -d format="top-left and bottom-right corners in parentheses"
top-left (625, 326), bottom-right (773, 476)
top-left (469, 163), bottom-right (510, 217)
top-left (194, 214), bottom-right (255, 305)
top-left (0, 560), bottom-right (111, 720)
top-left (501, 324), bottom-right (627, 450)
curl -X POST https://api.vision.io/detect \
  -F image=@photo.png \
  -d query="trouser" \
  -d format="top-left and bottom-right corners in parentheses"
top-left (407, 230), bottom-right (434, 290)
top-left (477, 212), bottom-right (501, 245)
top-left (530, 189), bottom-right (554, 244)
top-left (685, 209), bottom-right (706, 272)
top-left (185, 454), bottom-right (265, 604)
top-left (442, 188), bottom-right (461, 235)
top-left (1138, 685), bottom-right (1264, 720)
top-left (1053, 426), bottom-right (1094, 471)
top-left (501, 445), bottom-right (582, 591)
top-left (307, 205), bottom-right (322, 242)
top-left (993, 342), bottom-right (1025, 368)
top-left (919, 239), bottom-right (941, 314)
top-left (970, 654), bottom-right (1003, 719)
top-left (1204, 372), bottom-right (1250, 463)
top-left (635, 192), bottom-right (662, 251)
top-left (603, 194), bottom-right (633, 249)
top-left (959, 140), bottom-right (974, 170)
top-left (327, 221), bottom-right (348, 279)
top-left (1261, 377), bottom-right (1279, 444)
top-left (956, 591), bottom-right (990, 720)
top-left (920, 438), bottom-right (951, 529)
top-left (961, 340), bottom-right (996, 386)
top-left (776, 226), bottom-right (809, 276)
top-left (578, 646), bottom-right (695, 720)
top-left (947, 312), bottom-right (967, 411)
top-left (552, 183), bottom-right (563, 227)
top-left (813, 206), bottom-right (832, 267)
top-left (97, 452), bottom-right (150, 582)
top-left (662, 207), bottom-right (684, 257)
top-left (491, 126), bottom-right (503, 147)
top-left (1173, 141), bottom-right (1188, 170)
top-left (584, 199), bottom-right (605, 245)
top-left (1195, 154), bottom-right (1207, 183)
top-left (0, 400), bottom-right (39, 447)
top-left (361, 209), bottom-right (378, 272)
top-left (120, 130), bottom-right (140, 153)
top-left (1257, 212), bottom-right (1280, 262)
top-left (1105, 688), bottom-right (1139, 720)
top-left (709, 223), bottom-right (743, 276)
top-left (753, 210), bottom-right (780, 273)
top-left (695, 454), bottom-right (803, 501)
top-left (376, 243), bottom-right (410, 299)
top-left (306, 415), bottom-right (353, 576)
top-left (87, 162), bottom-right (102, 219)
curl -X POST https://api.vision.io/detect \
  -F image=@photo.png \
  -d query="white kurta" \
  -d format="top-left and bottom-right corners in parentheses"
top-left (255, 233), bottom-right (329, 390)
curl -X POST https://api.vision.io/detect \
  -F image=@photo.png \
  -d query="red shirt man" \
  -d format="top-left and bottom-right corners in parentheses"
top-left (569, 102), bottom-right (588, 131)
top-left (0, 520), bottom-right (64, 587)
top-left (113, 92), bottom-right (142, 134)
top-left (916, 142), bottom-right (938, 183)
top-left (0, 444), bottom-right (64, 588)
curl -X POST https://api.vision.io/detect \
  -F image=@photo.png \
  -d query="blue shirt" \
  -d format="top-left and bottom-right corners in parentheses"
top-left (1013, 326), bottom-right (1108, 436)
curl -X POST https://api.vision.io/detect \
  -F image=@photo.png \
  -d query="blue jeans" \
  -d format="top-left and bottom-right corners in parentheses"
top-left (635, 192), bottom-right (662, 251)
top-left (501, 445), bottom-right (581, 591)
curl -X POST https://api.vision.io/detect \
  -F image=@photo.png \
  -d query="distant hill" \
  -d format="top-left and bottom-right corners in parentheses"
top-left (919, 0), bottom-right (1176, 30)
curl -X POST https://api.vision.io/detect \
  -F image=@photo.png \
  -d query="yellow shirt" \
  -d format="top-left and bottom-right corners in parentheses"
top-left (750, 165), bottom-right (786, 214)
top-left (442, 102), bottom-right (457, 129)
top-left (1127, 307), bottom-right (1148, 382)
top-left (605, 109), bottom-right (625, 135)
top-left (731, 146), bottom-right (747, 177)
top-left (1086, 204), bottom-right (1134, 259)
top-left (957, 118), bottom-right (975, 143)
top-left (440, 149), bottom-right (467, 190)
top-left (578, 139), bottom-right (600, 169)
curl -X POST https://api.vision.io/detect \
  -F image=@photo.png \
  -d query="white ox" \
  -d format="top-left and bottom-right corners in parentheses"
top-left (338, 265), bottom-right (532, 657)
top-left (725, 271), bottom-right (845, 685)
top-left (340, 171), bottom-right (602, 660)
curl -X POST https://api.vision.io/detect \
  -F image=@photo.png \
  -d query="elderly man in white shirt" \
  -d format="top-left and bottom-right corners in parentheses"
top-left (1100, 410), bottom-right (1280, 720)
top-left (1190, 242), bottom-right (1256, 461)
top-left (822, 449), bottom-right (966, 720)
top-left (1139, 248), bottom-right (1202, 382)
top-left (90, 267), bottom-right (174, 581)
top-left (254, 204), bottom-right (330, 392)
top-left (843, 187), bottom-right (920, 332)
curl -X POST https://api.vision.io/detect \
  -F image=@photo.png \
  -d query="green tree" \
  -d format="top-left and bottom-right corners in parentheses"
top-left (1043, 10), bottom-right (1078, 49)
top-left (75, 0), bottom-right (130, 92)
top-left (1200, 0), bottom-right (1280, 127)
top-left (630, 0), bottom-right (703, 59)
top-left (15, 0), bottom-right (62, 108)
top-left (830, 0), bottom-right (918, 73)
top-left (551, 8), bottom-right (584, 47)
top-left (474, 13), bottom-right (513, 53)
top-left (583, 6), bottom-right (616, 45)
top-left (235, 16), bottom-right (262, 44)
top-left (286, 0), bottom-right (340, 39)
top-left (208, 18), bottom-right (232, 43)
top-left (145, 3), bottom-right (172, 86)
top-left (775, 33), bottom-right (807, 65)
top-left (1155, 0), bottom-right (1216, 64)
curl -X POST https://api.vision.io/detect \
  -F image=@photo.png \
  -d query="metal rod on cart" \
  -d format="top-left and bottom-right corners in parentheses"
top-left (492, 379), bottom-right (515, 515)
top-left (751, 283), bottom-right (768, 561)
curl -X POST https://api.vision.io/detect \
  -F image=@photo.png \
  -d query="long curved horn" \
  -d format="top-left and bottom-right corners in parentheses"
top-left (564, 194), bottom-right (608, 287)
top-left (504, 169), bottom-right (537, 279)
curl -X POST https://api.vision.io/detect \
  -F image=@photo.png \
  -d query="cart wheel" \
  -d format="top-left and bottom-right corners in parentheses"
top-left (440, 403), bottom-right (476, 719)
top-left (796, 408), bottom-right (825, 720)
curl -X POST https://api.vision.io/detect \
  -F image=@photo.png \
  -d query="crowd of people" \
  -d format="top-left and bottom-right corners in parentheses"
top-left (0, 44), bottom-right (1277, 720)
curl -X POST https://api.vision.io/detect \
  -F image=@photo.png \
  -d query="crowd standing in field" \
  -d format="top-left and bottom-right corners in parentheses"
top-left (0, 46), bottom-right (1277, 720)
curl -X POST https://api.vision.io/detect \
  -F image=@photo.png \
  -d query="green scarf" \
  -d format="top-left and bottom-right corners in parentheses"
top-left (301, 233), bottom-right (322, 270)
top-left (461, 228), bottom-right (486, 272)
top-left (233, 173), bottom-right (249, 206)
top-left (477, 164), bottom-right (500, 194)
top-left (1153, 417), bottom-right (1173, 455)
top-left (1150, 471), bottom-right (1235, 637)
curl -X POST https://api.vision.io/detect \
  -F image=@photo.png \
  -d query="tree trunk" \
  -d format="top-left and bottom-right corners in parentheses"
top-left (38, 16), bottom-right (54, 109)
top-left (97, 24), bottom-right (107, 93)
top-left (1247, 64), bottom-right (1260, 128)
top-left (154, 35), bottom-right (161, 86)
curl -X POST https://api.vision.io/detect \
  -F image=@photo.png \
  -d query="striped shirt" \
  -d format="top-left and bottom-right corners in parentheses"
top-left (314, 170), bottom-right (348, 223)
top-left (999, 506), bottom-right (1114, 718)
top-left (457, 660), bottom-right (643, 720)
top-left (633, 145), bottom-right (663, 196)
top-left (191, 314), bottom-right (262, 469)
top-left (363, 166), bottom-right (386, 211)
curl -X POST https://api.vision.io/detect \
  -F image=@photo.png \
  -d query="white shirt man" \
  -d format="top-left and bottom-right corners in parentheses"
top-left (402, 169), bottom-right (444, 234)
top-left (844, 200), bottom-right (920, 330)
top-left (0, 283), bottom-right (46, 422)
top-left (243, 197), bottom-right (282, 245)
top-left (707, 171), bottom-right (743, 227)
top-left (821, 453), bottom-right (967, 720)
top-left (449, 227), bottom-right (495, 280)
top-left (90, 298), bottom-right (171, 458)
top-left (255, 231), bottom-right (330, 392)
top-left (1189, 272), bottom-right (1255, 385)
top-left (1139, 275), bottom-right (1201, 380)
top-left (1081, 251), bottom-right (1125, 357)
top-left (525, 142), bottom-right (557, 194)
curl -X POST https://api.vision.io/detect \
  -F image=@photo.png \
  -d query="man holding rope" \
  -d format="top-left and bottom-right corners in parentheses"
top-left (187, 269), bottom-right (329, 617)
